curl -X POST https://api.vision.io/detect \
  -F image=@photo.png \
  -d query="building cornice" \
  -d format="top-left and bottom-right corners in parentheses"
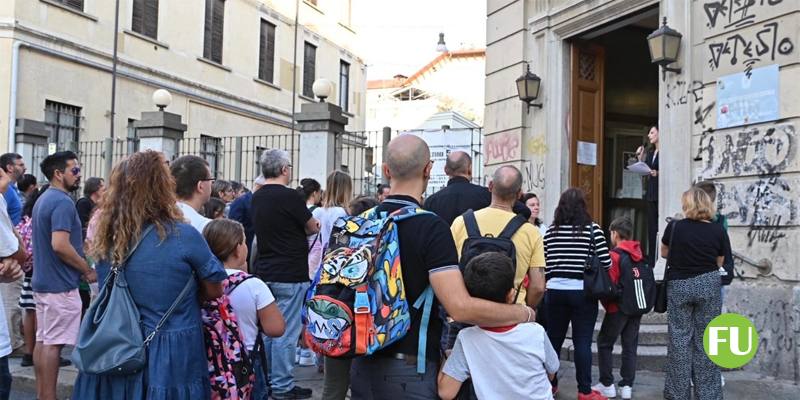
top-left (529, 0), bottom-right (657, 38)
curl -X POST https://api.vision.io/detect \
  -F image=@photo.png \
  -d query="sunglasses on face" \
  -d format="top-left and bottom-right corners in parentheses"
top-left (60, 166), bottom-right (81, 175)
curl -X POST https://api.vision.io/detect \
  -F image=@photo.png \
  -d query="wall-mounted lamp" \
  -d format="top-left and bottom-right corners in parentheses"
top-left (647, 17), bottom-right (683, 80)
top-left (516, 63), bottom-right (542, 112)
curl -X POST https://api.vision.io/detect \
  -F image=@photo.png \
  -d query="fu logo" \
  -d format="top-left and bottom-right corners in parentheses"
top-left (703, 313), bottom-right (759, 368)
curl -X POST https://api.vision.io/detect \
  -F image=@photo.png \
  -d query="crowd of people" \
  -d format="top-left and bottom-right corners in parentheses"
top-left (0, 133), bottom-right (731, 400)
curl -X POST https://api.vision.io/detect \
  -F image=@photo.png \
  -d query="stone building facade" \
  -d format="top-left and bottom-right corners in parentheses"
top-left (485, 0), bottom-right (799, 382)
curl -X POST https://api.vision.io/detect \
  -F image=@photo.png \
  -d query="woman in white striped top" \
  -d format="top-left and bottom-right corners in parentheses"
top-left (543, 188), bottom-right (612, 400)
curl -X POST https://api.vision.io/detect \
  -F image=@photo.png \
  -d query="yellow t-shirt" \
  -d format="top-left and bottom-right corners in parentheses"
top-left (450, 207), bottom-right (546, 305)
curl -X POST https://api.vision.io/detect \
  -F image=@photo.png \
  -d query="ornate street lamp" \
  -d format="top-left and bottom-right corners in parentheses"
top-left (516, 64), bottom-right (542, 112)
top-left (647, 17), bottom-right (683, 80)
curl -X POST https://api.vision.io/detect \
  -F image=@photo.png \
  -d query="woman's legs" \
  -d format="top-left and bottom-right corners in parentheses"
top-left (569, 292), bottom-right (599, 394)
top-left (691, 273), bottom-right (722, 400)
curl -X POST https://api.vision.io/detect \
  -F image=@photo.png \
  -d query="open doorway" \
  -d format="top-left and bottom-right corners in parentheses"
top-left (568, 6), bottom-right (660, 260)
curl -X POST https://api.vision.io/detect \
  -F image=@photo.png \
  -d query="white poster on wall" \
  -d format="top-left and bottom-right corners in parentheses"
top-left (401, 130), bottom-right (479, 196)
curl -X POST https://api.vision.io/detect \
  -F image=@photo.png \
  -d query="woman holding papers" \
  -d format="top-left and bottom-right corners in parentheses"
top-left (636, 125), bottom-right (660, 267)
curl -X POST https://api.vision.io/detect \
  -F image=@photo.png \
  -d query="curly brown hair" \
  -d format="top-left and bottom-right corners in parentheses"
top-left (91, 151), bottom-right (183, 265)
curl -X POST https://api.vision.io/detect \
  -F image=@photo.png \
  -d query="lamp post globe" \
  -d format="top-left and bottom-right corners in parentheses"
top-left (312, 78), bottom-right (334, 102)
top-left (153, 89), bottom-right (172, 111)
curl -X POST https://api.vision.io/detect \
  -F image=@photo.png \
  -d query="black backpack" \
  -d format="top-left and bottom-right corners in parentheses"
top-left (611, 249), bottom-right (655, 316)
top-left (459, 209), bottom-right (527, 271)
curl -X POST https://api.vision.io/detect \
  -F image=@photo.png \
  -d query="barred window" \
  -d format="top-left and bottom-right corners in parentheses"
top-left (200, 135), bottom-right (222, 177)
top-left (44, 101), bottom-right (82, 152)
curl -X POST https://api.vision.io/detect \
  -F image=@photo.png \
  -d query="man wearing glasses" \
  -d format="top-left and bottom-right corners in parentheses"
top-left (31, 151), bottom-right (96, 400)
top-left (170, 155), bottom-right (215, 233)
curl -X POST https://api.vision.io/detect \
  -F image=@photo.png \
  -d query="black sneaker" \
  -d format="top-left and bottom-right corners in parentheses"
top-left (270, 386), bottom-right (312, 399)
top-left (59, 357), bottom-right (71, 367)
top-left (20, 354), bottom-right (33, 367)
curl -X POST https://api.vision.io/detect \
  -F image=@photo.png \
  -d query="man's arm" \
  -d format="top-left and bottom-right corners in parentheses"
top-left (525, 267), bottom-right (545, 307)
top-left (431, 269), bottom-right (531, 326)
top-left (52, 231), bottom-right (96, 283)
top-left (305, 217), bottom-right (320, 235)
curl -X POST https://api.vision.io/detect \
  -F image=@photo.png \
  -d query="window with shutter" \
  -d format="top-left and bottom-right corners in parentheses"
top-left (60, 0), bottom-right (84, 11)
top-left (303, 42), bottom-right (316, 97)
top-left (203, 0), bottom-right (225, 63)
top-left (339, 61), bottom-right (350, 112)
top-left (132, 0), bottom-right (159, 39)
top-left (259, 20), bottom-right (276, 82)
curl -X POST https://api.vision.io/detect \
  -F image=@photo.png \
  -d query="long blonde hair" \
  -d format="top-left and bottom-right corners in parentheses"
top-left (322, 170), bottom-right (352, 208)
top-left (90, 151), bottom-right (182, 265)
top-left (682, 186), bottom-right (716, 221)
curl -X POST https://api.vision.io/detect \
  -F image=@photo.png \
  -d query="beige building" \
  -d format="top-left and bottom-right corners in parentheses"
top-left (366, 49), bottom-right (485, 131)
top-left (486, 0), bottom-right (799, 381)
top-left (0, 0), bottom-right (366, 180)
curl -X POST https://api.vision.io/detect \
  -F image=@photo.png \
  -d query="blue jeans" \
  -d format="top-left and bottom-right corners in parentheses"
top-left (264, 281), bottom-right (310, 394)
top-left (545, 289), bottom-right (598, 395)
top-left (0, 356), bottom-right (10, 400)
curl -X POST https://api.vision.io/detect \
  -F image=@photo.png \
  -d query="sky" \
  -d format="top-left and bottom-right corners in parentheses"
top-left (351, 0), bottom-right (487, 80)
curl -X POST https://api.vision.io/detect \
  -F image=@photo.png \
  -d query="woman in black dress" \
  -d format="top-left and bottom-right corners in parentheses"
top-left (637, 125), bottom-right (659, 267)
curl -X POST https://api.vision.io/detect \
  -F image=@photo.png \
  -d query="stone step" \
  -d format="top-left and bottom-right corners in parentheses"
top-left (566, 321), bottom-right (669, 346)
top-left (560, 339), bottom-right (667, 372)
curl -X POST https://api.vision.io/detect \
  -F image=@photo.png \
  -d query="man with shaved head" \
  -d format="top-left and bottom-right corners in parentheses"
top-left (423, 150), bottom-right (491, 225)
top-left (350, 135), bottom-right (535, 399)
top-left (452, 165), bottom-right (546, 307)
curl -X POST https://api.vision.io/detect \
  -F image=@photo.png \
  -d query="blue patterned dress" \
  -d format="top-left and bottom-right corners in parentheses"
top-left (72, 223), bottom-right (227, 400)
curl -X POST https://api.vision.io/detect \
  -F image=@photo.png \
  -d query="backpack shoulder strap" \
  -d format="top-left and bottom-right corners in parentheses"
top-left (224, 272), bottom-right (257, 296)
top-left (498, 215), bottom-right (527, 240)
top-left (412, 286), bottom-right (434, 374)
top-left (462, 210), bottom-right (482, 238)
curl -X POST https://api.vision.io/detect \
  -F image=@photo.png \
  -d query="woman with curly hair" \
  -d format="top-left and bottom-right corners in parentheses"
top-left (543, 188), bottom-right (612, 400)
top-left (72, 150), bottom-right (227, 400)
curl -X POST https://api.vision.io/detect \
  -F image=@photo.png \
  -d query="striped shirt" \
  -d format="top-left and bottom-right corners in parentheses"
top-left (543, 223), bottom-right (612, 283)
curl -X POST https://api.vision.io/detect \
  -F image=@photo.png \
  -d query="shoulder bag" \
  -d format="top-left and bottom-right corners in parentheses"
top-left (654, 220), bottom-right (678, 313)
top-left (72, 225), bottom-right (196, 375)
top-left (584, 226), bottom-right (616, 300)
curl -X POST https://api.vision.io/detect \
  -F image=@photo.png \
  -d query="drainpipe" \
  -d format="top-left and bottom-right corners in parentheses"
top-left (7, 40), bottom-right (22, 151)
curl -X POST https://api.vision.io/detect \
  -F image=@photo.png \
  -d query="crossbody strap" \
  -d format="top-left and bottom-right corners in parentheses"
top-left (144, 271), bottom-right (196, 346)
top-left (664, 220), bottom-right (679, 272)
top-left (585, 225), bottom-right (597, 267)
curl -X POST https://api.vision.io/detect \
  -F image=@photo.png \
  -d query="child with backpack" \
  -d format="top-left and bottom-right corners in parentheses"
top-left (438, 252), bottom-right (559, 400)
top-left (592, 217), bottom-right (654, 400)
top-left (203, 219), bottom-right (286, 400)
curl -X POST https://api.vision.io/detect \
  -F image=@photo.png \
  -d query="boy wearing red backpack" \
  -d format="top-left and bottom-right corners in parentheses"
top-left (593, 217), bottom-right (647, 400)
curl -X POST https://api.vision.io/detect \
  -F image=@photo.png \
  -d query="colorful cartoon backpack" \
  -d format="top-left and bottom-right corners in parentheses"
top-left (303, 199), bottom-right (435, 373)
top-left (202, 271), bottom-right (256, 400)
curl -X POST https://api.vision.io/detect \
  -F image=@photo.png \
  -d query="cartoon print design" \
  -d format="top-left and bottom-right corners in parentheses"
top-left (320, 246), bottom-right (371, 287)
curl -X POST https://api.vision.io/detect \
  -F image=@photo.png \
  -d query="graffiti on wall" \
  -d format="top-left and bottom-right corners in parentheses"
top-left (523, 160), bottom-right (545, 192)
top-left (485, 131), bottom-right (521, 163)
top-left (695, 123), bottom-right (795, 177)
top-left (707, 20), bottom-right (794, 77)
top-left (717, 176), bottom-right (797, 248)
top-left (703, 0), bottom-right (785, 30)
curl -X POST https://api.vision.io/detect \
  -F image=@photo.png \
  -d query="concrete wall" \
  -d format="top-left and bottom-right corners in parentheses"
top-left (486, 0), bottom-right (800, 381)
top-left (0, 0), bottom-right (366, 151)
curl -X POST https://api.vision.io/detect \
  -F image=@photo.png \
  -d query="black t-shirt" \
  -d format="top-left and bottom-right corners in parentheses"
top-left (251, 184), bottom-right (312, 283)
top-left (662, 219), bottom-right (730, 281)
top-left (374, 195), bottom-right (459, 362)
top-left (75, 197), bottom-right (95, 241)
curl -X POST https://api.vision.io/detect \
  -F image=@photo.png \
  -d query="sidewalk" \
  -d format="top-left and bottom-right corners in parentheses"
top-left (10, 357), bottom-right (798, 399)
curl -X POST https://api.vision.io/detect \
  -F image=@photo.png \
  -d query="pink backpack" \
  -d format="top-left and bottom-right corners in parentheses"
top-left (202, 271), bottom-right (256, 400)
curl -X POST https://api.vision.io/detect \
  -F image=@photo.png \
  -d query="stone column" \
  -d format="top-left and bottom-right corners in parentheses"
top-left (14, 119), bottom-right (49, 163)
top-left (133, 111), bottom-right (187, 161)
top-left (295, 101), bottom-right (348, 189)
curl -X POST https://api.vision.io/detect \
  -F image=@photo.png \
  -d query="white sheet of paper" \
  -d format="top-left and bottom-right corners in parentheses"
top-left (620, 170), bottom-right (644, 199)
top-left (577, 141), bottom-right (597, 166)
top-left (626, 161), bottom-right (652, 175)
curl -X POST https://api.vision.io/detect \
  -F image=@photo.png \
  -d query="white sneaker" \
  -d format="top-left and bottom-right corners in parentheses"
top-left (298, 349), bottom-right (316, 366)
top-left (592, 383), bottom-right (616, 398)
top-left (295, 348), bottom-right (301, 364)
top-left (619, 386), bottom-right (632, 399)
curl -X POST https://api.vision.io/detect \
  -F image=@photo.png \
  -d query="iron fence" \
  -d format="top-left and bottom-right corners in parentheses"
top-left (76, 134), bottom-right (299, 189)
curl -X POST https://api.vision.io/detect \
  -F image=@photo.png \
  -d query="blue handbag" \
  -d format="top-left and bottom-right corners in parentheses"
top-left (71, 226), bottom-right (195, 375)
